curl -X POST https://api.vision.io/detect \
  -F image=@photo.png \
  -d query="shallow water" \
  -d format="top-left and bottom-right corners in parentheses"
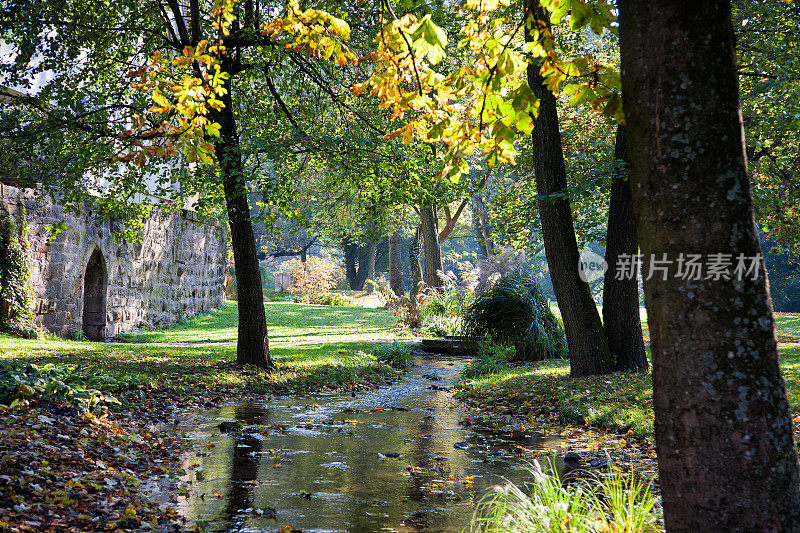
top-left (169, 356), bottom-right (558, 532)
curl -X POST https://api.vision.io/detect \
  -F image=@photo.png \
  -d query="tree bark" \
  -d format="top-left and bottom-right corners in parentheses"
top-left (420, 204), bottom-right (443, 289)
top-left (473, 200), bottom-right (488, 258)
top-left (212, 65), bottom-right (272, 369)
top-left (352, 241), bottom-right (375, 291)
top-left (409, 225), bottom-right (423, 297)
top-left (602, 125), bottom-right (648, 372)
top-left (525, 0), bottom-right (612, 377)
top-left (343, 238), bottom-right (358, 290)
top-left (389, 232), bottom-right (404, 296)
top-left (474, 194), bottom-right (494, 256)
top-left (619, 0), bottom-right (800, 528)
top-left (365, 240), bottom-right (377, 294)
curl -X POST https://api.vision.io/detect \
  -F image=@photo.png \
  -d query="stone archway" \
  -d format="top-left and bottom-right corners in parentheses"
top-left (82, 248), bottom-right (108, 340)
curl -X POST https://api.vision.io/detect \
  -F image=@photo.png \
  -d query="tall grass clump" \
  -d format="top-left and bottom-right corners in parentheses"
top-left (460, 339), bottom-right (514, 380)
top-left (422, 286), bottom-right (473, 318)
top-left (421, 315), bottom-right (465, 337)
top-left (470, 462), bottom-right (661, 533)
top-left (462, 266), bottom-right (567, 361)
top-left (373, 341), bottom-right (414, 369)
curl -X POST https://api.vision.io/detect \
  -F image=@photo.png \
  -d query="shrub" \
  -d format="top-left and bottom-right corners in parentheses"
top-left (421, 315), bottom-right (465, 337)
top-left (460, 339), bottom-right (514, 379)
top-left (114, 330), bottom-right (137, 342)
top-left (67, 327), bottom-right (87, 341)
top-left (463, 266), bottom-right (567, 362)
top-left (373, 341), bottom-right (414, 369)
top-left (470, 461), bottom-right (661, 533)
top-left (382, 282), bottom-right (437, 329)
top-left (308, 292), bottom-right (353, 307)
top-left (461, 357), bottom-right (509, 380)
top-left (422, 286), bottom-right (474, 318)
top-left (0, 362), bottom-right (121, 413)
top-left (280, 257), bottom-right (345, 300)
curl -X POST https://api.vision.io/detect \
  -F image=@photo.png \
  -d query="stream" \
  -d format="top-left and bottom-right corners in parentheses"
top-left (166, 355), bottom-right (562, 532)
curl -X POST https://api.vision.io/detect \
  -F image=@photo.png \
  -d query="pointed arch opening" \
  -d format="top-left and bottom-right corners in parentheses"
top-left (82, 248), bottom-right (108, 340)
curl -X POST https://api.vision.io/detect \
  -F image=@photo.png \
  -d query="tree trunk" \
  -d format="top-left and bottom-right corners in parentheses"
top-left (619, 0), bottom-right (800, 528)
top-left (365, 240), bottom-right (377, 294)
top-left (353, 241), bottom-right (375, 291)
top-left (212, 67), bottom-right (272, 369)
top-left (473, 200), bottom-right (488, 258)
top-left (389, 232), bottom-right (404, 296)
top-left (409, 225), bottom-right (423, 297)
top-left (344, 239), bottom-right (358, 290)
top-left (602, 125), bottom-right (648, 372)
top-left (474, 194), bottom-right (495, 256)
top-left (525, 0), bottom-right (612, 377)
top-left (420, 205), bottom-right (443, 289)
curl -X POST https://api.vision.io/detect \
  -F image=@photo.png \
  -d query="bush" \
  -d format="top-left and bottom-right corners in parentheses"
top-left (382, 282), bottom-right (437, 329)
top-left (422, 286), bottom-right (474, 318)
top-left (422, 315), bottom-right (465, 337)
top-left (463, 266), bottom-right (567, 362)
top-left (460, 339), bottom-right (514, 379)
top-left (0, 362), bottom-right (121, 413)
top-left (114, 330), bottom-right (136, 342)
top-left (308, 292), bottom-right (353, 307)
top-left (67, 327), bottom-right (87, 341)
top-left (280, 257), bottom-right (345, 300)
top-left (461, 357), bottom-right (509, 380)
top-left (373, 341), bottom-right (414, 369)
top-left (470, 461), bottom-right (661, 533)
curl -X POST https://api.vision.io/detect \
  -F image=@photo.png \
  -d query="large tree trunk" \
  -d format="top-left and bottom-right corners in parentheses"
top-left (409, 225), bottom-right (423, 297)
top-left (365, 240), bottom-right (377, 294)
top-left (389, 232), bottom-right (404, 296)
top-left (213, 68), bottom-right (272, 369)
top-left (343, 238), bottom-right (358, 290)
top-left (420, 205), bottom-right (443, 289)
top-left (352, 241), bottom-right (375, 291)
top-left (619, 0), bottom-right (800, 528)
top-left (525, 1), bottom-right (611, 377)
top-left (602, 125), bottom-right (647, 372)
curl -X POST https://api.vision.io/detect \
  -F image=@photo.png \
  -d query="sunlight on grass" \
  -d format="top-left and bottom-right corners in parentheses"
top-left (120, 300), bottom-right (399, 343)
top-left (459, 344), bottom-right (800, 437)
top-left (0, 334), bottom-right (394, 394)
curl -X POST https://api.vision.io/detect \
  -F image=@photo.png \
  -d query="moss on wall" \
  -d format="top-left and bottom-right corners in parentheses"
top-left (0, 205), bottom-right (35, 337)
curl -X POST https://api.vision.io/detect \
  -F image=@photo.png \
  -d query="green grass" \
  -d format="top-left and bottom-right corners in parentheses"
top-left (121, 300), bottom-right (399, 343)
top-left (458, 346), bottom-right (800, 438)
top-left (471, 463), bottom-right (661, 533)
top-left (549, 302), bottom-right (800, 343)
top-left (0, 335), bottom-right (395, 395)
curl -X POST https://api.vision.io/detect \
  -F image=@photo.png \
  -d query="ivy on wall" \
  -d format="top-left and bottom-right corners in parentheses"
top-left (0, 205), bottom-right (36, 337)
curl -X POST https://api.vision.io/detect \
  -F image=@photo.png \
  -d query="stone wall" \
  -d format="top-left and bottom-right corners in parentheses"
top-left (0, 184), bottom-right (227, 338)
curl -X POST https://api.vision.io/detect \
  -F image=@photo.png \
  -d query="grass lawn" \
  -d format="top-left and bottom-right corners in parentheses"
top-left (457, 345), bottom-right (800, 439)
top-left (0, 335), bottom-right (397, 395)
top-left (549, 302), bottom-right (800, 343)
top-left (121, 300), bottom-right (400, 343)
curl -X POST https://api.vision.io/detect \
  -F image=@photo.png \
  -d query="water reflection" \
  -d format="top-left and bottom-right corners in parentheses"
top-left (174, 356), bottom-right (554, 532)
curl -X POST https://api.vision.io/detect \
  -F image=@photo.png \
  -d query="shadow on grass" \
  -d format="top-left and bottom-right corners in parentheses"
top-left (0, 336), bottom-right (392, 394)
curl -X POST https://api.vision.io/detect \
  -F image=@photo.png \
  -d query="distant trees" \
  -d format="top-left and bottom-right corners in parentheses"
top-left (619, 0), bottom-right (800, 527)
